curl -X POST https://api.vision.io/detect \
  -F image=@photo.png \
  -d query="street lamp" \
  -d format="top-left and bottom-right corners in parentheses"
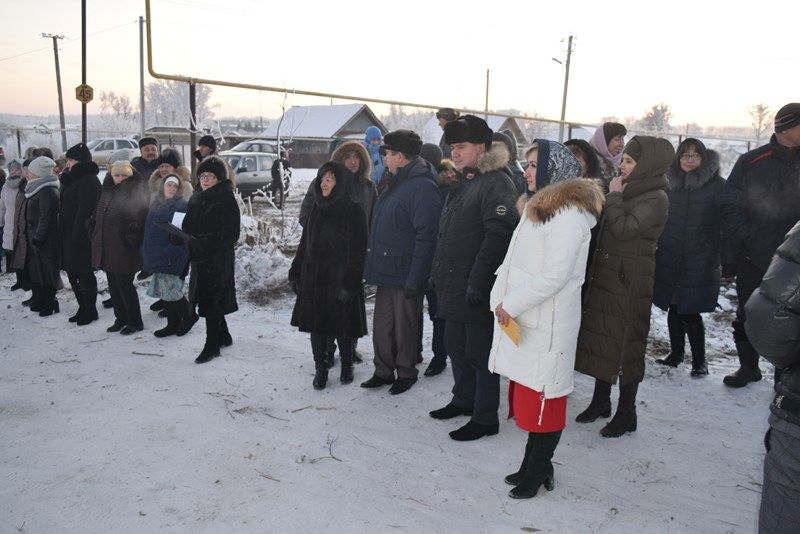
top-left (552, 35), bottom-right (574, 142)
top-left (42, 33), bottom-right (67, 152)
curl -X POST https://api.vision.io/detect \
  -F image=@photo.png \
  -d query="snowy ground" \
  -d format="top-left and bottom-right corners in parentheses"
top-left (0, 175), bottom-right (777, 533)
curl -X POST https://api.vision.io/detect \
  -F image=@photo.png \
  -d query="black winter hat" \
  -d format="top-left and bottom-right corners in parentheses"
top-left (138, 136), bottom-right (158, 149)
top-left (65, 142), bottom-right (92, 163)
top-left (602, 122), bottom-right (627, 145)
top-left (436, 108), bottom-right (459, 121)
top-left (775, 103), bottom-right (800, 133)
top-left (380, 129), bottom-right (423, 156)
top-left (198, 135), bottom-right (217, 152)
top-left (444, 114), bottom-right (493, 147)
top-left (623, 137), bottom-right (643, 162)
top-left (492, 131), bottom-right (516, 160)
top-left (420, 143), bottom-right (443, 169)
top-left (158, 147), bottom-right (182, 168)
top-left (196, 155), bottom-right (228, 182)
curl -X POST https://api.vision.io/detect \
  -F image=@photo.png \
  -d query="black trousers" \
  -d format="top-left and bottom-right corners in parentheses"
top-left (311, 332), bottom-right (352, 365)
top-left (67, 271), bottom-right (97, 300)
top-left (106, 271), bottom-right (142, 328)
top-left (445, 320), bottom-right (499, 425)
top-left (418, 288), bottom-right (447, 364)
top-left (733, 259), bottom-right (766, 370)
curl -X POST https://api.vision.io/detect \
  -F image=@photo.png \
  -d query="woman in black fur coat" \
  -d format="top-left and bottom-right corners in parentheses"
top-left (289, 161), bottom-right (368, 390)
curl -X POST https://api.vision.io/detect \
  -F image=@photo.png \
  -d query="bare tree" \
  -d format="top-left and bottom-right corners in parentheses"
top-left (748, 103), bottom-right (771, 145)
top-left (637, 103), bottom-right (672, 136)
top-left (381, 105), bottom-right (430, 132)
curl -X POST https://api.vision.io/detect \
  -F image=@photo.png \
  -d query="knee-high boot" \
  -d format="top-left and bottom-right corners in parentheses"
top-left (575, 379), bottom-right (612, 423)
top-left (509, 430), bottom-right (561, 499)
top-left (339, 337), bottom-right (354, 384)
top-left (657, 305), bottom-right (685, 366)
top-left (685, 316), bottom-right (708, 377)
top-left (195, 315), bottom-right (221, 364)
top-left (600, 382), bottom-right (638, 438)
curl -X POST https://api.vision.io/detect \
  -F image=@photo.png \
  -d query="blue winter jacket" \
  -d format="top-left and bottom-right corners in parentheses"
top-left (363, 156), bottom-right (442, 290)
top-left (365, 126), bottom-right (385, 184)
top-left (141, 196), bottom-right (190, 276)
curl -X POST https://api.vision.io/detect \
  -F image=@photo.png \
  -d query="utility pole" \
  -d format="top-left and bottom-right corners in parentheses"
top-left (81, 0), bottom-right (87, 143)
top-left (139, 16), bottom-right (145, 137)
top-left (42, 33), bottom-right (67, 152)
top-left (484, 69), bottom-right (490, 121)
top-left (552, 35), bottom-right (574, 142)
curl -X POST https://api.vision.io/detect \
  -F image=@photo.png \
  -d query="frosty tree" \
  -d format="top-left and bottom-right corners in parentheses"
top-left (748, 103), bottom-right (771, 145)
top-left (637, 103), bottom-right (672, 136)
top-left (145, 80), bottom-right (218, 128)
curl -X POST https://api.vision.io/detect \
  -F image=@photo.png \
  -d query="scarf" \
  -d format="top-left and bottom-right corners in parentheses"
top-left (589, 126), bottom-right (623, 168)
top-left (24, 174), bottom-right (60, 199)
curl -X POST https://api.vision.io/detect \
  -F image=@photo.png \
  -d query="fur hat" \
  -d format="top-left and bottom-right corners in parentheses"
top-left (436, 108), bottom-right (459, 121)
top-left (196, 155), bottom-right (228, 182)
top-left (380, 129), bottom-right (423, 156)
top-left (65, 142), bottom-right (92, 163)
top-left (198, 135), bottom-right (217, 152)
top-left (29, 156), bottom-right (57, 178)
top-left (364, 126), bottom-right (383, 144)
top-left (444, 115), bottom-right (493, 147)
top-left (420, 143), bottom-right (443, 169)
top-left (602, 122), bottom-right (627, 145)
top-left (138, 136), bottom-right (158, 149)
top-left (158, 147), bottom-right (182, 168)
top-left (775, 103), bottom-right (800, 133)
top-left (110, 160), bottom-right (134, 177)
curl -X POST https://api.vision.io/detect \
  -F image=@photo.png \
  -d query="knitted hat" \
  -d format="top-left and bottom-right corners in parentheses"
top-left (110, 160), bottom-right (134, 177)
top-left (436, 108), bottom-right (459, 121)
top-left (29, 156), bottom-right (56, 178)
top-left (163, 175), bottom-right (180, 188)
top-left (198, 135), bottom-right (217, 152)
top-left (108, 148), bottom-right (134, 165)
top-left (196, 155), bottom-right (228, 182)
top-left (602, 122), bottom-right (627, 145)
top-left (420, 143), bottom-right (443, 169)
top-left (623, 137), bottom-right (643, 162)
top-left (443, 115), bottom-right (493, 147)
top-left (158, 147), bottom-right (182, 168)
top-left (65, 142), bottom-right (92, 163)
top-left (138, 136), bottom-right (158, 149)
top-left (380, 129), bottom-right (423, 156)
top-left (775, 103), bottom-right (800, 133)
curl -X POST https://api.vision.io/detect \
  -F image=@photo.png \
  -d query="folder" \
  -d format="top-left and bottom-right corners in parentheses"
top-left (155, 221), bottom-right (192, 242)
top-left (501, 317), bottom-right (521, 346)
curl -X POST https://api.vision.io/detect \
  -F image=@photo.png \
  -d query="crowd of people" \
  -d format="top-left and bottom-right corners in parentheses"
top-left (2, 102), bottom-right (799, 525)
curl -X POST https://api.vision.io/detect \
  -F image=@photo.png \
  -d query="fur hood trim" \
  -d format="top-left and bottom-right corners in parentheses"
top-left (666, 149), bottom-right (721, 191)
top-left (516, 178), bottom-right (605, 224)
top-left (331, 140), bottom-right (372, 184)
top-left (149, 166), bottom-right (193, 199)
top-left (477, 141), bottom-right (511, 174)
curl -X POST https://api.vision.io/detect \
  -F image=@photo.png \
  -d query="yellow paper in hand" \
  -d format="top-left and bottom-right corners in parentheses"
top-left (500, 317), bottom-right (521, 346)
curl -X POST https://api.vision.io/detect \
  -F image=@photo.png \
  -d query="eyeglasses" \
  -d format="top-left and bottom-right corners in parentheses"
top-left (198, 173), bottom-right (218, 180)
top-left (680, 153), bottom-right (701, 162)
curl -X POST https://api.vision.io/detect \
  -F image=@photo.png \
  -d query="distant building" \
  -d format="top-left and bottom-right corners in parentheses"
top-left (260, 104), bottom-right (387, 168)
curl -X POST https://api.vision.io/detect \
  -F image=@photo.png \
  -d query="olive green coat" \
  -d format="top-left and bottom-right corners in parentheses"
top-left (574, 136), bottom-right (674, 385)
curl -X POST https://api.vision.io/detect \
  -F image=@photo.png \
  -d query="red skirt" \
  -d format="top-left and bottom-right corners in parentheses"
top-left (508, 381), bottom-right (567, 433)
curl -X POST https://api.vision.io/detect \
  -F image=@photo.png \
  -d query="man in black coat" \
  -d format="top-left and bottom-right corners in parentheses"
top-left (131, 137), bottom-right (160, 178)
top-left (721, 102), bottom-right (800, 388)
top-left (436, 108), bottom-right (459, 159)
top-left (61, 143), bottom-right (102, 325)
top-left (429, 115), bottom-right (519, 441)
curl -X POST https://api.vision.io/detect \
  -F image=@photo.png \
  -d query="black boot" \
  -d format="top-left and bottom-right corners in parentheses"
top-left (656, 306), bottom-right (685, 367)
top-left (685, 316), bottom-right (708, 377)
top-left (724, 320), bottom-right (762, 387)
top-left (76, 287), bottom-right (99, 326)
top-left (102, 296), bottom-right (114, 309)
top-left (509, 431), bottom-right (561, 499)
top-left (505, 433), bottom-right (536, 486)
top-left (195, 316), bottom-right (221, 364)
top-left (601, 383), bottom-right (638, 437)
top-left (175, 299), bottom-right (199, 337)
top-left (69, 286), bottom-right (84, 323)
top-left (149, 299), bottom-right (165, 312)
top-left (339, 339), bottom-right (354, 384)
top-left (38, 286), bottom-right (60, 317)
top-left (11, 269), bottom-right (25, 291)
top-left (313, 364), bottom-right (329, 390)
top-left (28, 284), bottom-right (44, 312)
top-left (219, 316), bottom-right (232, 347)
top-left (575, 379), bottom-right (612, 423)
top-left (154, 301), bottom-right (181, 337)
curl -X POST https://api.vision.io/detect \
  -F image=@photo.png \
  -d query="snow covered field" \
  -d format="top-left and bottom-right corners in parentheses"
top-left (0, 172), bottom-right (776, 533)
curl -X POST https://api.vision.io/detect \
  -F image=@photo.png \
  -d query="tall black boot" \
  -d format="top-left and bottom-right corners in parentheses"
top-left (724, 320), bottom-right (762, 387)
top-left (685, 316), bottom-right (708, 377)
top-left (154, 301), bottom-right (181, 337)
top-left (219, 316), bottom-right (232, 347)
top-left (68, 276), bottom-right (83, 322)
top-left (504, 432), bottom-right (536, 486)
top-left (195, 316), bottom-right (221, 364)
top-left (575, 379), bottom-right (612, 423)
top-left (509, 431), bottom-right (561, 499)
top-left (38, 285), bottom-right (60, 317)
top-left (175, 298), bottom-right (199, 336)
top-left (601, 383), bottom-right (638, 437)
top-left (11, 269), bottom-right (25, 291)
top-left (76, 286), bottom-right (99, 326)
top-left (310, 333), bottom-right (330, 389)
top-left (339, 337), bottom-right (354, 384)
top-left (657, 305), bottom-right (685, 367)
top-left (28, 283), bottom-right (44, 312)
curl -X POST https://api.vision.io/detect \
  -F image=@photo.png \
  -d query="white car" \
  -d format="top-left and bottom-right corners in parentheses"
top-left (228, 139), bottom-right (278, 155)
top-left (86, 138), bottom-right (140, 166)
top-left (219, 151), bottom-right (277, 198)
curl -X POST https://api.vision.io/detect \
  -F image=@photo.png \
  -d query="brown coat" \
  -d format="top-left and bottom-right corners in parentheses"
top-left (574, 136), bottom-right (674, 385)
top-left (11, 180), bottom-right (28, 270)
top-left (91, 173), bottom-right (149, 274)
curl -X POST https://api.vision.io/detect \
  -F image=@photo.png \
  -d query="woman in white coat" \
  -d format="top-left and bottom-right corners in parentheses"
top-left (489, 140), bottom-right (604, 499)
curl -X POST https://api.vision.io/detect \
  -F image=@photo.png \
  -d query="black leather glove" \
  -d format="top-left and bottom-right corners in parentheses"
top-left (168, 234), bottom-right (184, 246)
top-left (290, 280), bottom-right (300, 296)
top-left (404, 285), bottom-right (423, 299)
top-left (31, 237), bottom-right (45, 248)
top-left (336, 288), bottom-right (355, 304)
top-left (721, 264), bottom-right (737, 279)
top-left (465, 285), bottom-right (484, 305)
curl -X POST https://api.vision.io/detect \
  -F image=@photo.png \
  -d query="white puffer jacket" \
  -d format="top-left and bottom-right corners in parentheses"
top-left (488, 179), bottom-right (603, 399)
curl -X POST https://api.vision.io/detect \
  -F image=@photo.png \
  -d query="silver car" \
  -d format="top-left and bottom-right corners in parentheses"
top-left (86, 138), bottom-right (140, 166)
top-left (220, 151), bottom-right (277, 198)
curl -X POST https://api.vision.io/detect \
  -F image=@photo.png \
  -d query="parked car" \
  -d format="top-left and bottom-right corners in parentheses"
top-left (228, 139), bottom-right (278, 154)
top-left (0, 145), bottom-right (5, 167)
top-left (219, 151), bottom-right (283, 200)
top-left (85, 138), bottom-right (140, 166)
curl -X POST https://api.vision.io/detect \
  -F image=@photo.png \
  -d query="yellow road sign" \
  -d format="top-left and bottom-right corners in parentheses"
top-left (75, 84), bottom-right (94, 104)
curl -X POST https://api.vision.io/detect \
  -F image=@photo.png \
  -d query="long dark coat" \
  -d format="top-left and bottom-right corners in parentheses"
top-left (141, 196), bottom-right (189, 277)
top-left (25, 181), bottom-right (61, 286)
top-left (91, 173), bottom-right (149, 274)
top-left (653, 148), bottom-right (729, 313)
top-left (430, 143), bottom-right (520, 324)
top-left (182, 180), bottom-right (240, 317)
top-left (575, 136), bottom-right (674, 386)
top-left (290, 161), bottom-right (368, 338)
top-left (59, 161), bottom-right (101, 273)
top-left (11, 178), bottom-right (28, 270)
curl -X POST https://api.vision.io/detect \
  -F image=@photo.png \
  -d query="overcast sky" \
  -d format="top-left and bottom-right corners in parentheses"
top-left (1, 0), bottom-right (798, 128)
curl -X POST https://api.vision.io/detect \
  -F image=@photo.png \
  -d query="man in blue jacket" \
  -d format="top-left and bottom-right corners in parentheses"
top-left (361, 129), bottom-right (442, 395)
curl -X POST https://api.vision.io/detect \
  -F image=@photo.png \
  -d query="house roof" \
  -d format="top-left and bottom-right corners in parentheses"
top-left (260, 104), bottom-right (386, 139)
